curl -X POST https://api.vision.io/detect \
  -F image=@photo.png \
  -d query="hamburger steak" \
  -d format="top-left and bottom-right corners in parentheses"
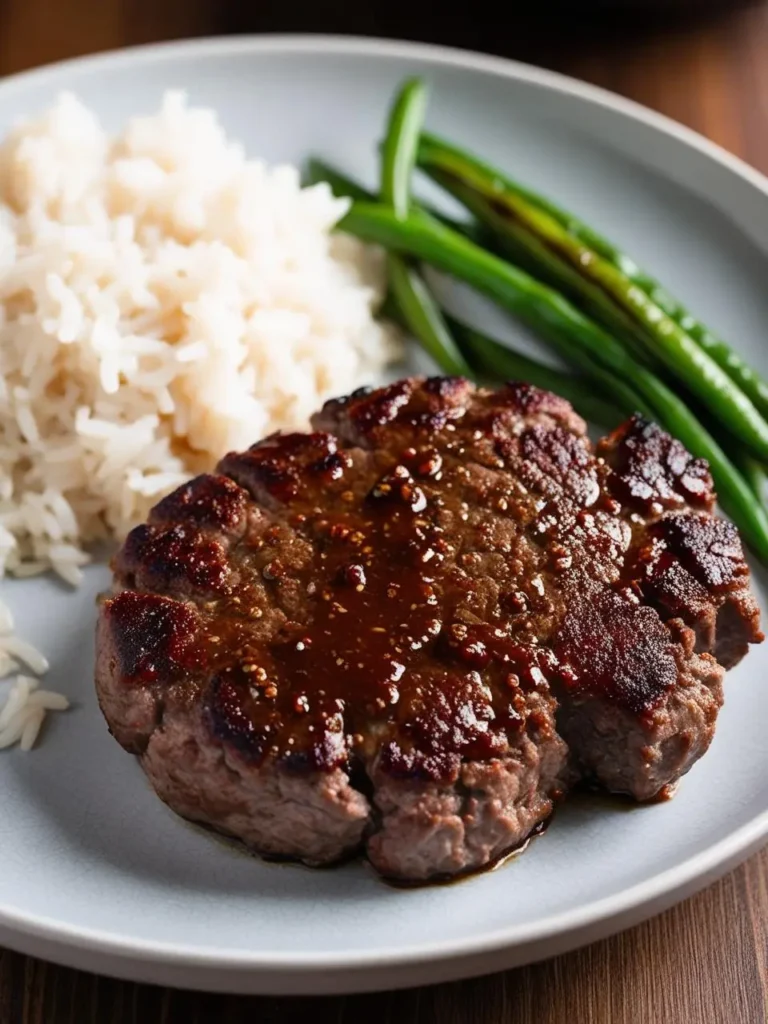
top-left (95, 377), bottom-right (763, 882)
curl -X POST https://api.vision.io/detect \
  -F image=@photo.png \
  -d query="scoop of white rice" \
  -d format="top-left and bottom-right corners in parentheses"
top-left (0, 595), bottom-right (67, 751)
top-left (0, 89), bottom-right (399, 579)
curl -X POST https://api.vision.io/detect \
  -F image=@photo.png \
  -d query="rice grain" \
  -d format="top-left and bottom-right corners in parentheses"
top-left (0, 90), bottom-right (398, 579)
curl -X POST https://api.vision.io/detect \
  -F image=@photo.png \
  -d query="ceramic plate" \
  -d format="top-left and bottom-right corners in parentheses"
top-left (2, 35), bottom-right (768, 996)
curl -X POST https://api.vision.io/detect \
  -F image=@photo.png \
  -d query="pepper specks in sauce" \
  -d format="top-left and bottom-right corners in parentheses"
top-left (110, 380), bottom-right (730, 782)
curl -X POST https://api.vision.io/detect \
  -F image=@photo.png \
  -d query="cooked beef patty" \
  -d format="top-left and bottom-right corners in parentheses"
top-left (95, 378), bottom-right (762, 881)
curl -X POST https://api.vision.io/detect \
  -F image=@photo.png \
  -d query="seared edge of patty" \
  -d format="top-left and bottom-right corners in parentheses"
top-left (95, 378), bottom-right (763, 876)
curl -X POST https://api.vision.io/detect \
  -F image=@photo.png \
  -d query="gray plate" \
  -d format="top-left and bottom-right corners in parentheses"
top-left (1, 35), bottom-right (768, 996)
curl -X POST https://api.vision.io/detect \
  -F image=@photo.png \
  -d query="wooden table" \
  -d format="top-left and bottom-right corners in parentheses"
top-left (2, 2), bottom-right (768, 1020)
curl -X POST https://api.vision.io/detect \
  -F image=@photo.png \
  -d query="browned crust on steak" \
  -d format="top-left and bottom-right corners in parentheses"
top-left (556, 621), bottom-right (724, 800)
top-left (599, 418), bottom-right (763, 669)
top-left (95, 378), bottom-right (762, 880)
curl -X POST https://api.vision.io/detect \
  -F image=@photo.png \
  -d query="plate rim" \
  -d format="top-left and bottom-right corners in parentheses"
top-left (2, 30), bottom-right (768, 983)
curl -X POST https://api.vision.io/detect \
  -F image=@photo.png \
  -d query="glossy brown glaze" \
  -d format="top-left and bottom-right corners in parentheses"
top-left (95, 378), bottom-right (765, 881)
top-left (103, 379), bottom-right (761, 790)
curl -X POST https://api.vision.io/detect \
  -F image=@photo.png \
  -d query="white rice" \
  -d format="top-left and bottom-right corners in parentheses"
top-left (0, 90), bottom-right (398, 577)
top-left (0, 91), bottom-right (399, 749)
top-left (0, 597), bottom-right (69, 750)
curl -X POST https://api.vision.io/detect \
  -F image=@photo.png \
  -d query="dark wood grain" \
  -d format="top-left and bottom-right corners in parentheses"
top-left (2, 2), bottom-right (768, 1021)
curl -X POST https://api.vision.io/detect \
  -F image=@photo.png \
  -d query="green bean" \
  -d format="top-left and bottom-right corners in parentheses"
top-left (713, 457), bottom-right (768, 556)
top-left (379, 80), bottom-right (470, 377)
top-left (383, 281), bottom-right (625, 426)
top-left (339, 201), bottom-right (768, 560)
top-left (380, 290), bottom-right (613, 423)
top-left (418, 131), bottom-right (768, 414)
top-left (381, 79), bottom-right (428, 218)
top-left (312, 154), bottom-right (626, 423)
top-left (448, 316), bottom-right (624, 428)
top-left (421, 137), bottom-right (768, 422)
top-left (388, 260), bottom-right (470, 375)
top-left (306, 159), bottom-right (373, 203)
top-left (305, 157), bottom-right (480, 240)
top-left (733, 453), bottom-right (768, 502)
top-left (425, 167), bottom-right (650, 360)
top-left (341, 202), bottom-right (652, 417)
top-left (306, 159), bottom-right (639, 392)
top-left (417, 132), bottom-right (768, 463)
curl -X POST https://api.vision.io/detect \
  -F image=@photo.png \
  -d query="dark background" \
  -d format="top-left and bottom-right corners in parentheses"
top-left (4, 0), bottom-right (768, 171)
top-left (2, 1), bottom-right (768, 1022)
top-left (229, 0), bottom-right (762, 49)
